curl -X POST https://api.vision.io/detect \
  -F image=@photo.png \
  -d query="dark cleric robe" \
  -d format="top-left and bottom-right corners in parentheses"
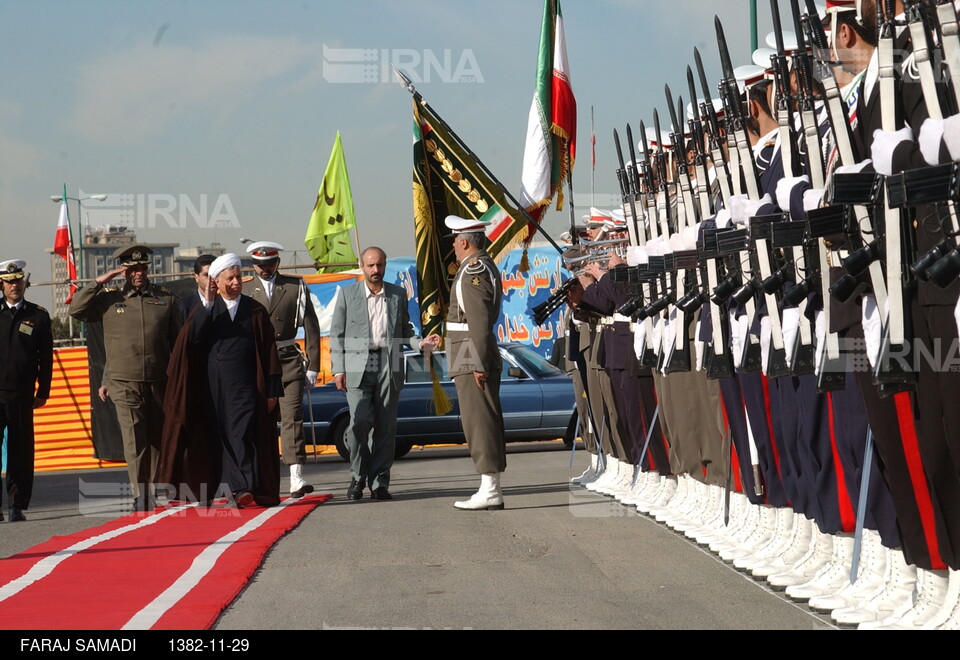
top-left (158, 294), bottom-right (283, 506)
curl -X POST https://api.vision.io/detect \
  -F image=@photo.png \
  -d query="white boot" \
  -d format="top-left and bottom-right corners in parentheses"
top-left (767, 528), bottom-right (834, 589)
top-left (861, 568), bottom-right (950, 629)
top-left (925, 568), bottom-right (960, 629)
top-left (454, 473), bottom-right (505, 511)
top-left (289, 464), bottom-right (314, 498)
top-left (571, 453), bottom-right (599, 485)
top-left (831, 547), bottom-right (916, 626)
top-left (786, 533), bottom-right (856, 601)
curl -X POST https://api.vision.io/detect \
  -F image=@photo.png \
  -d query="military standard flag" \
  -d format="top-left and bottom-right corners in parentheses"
top-left (53, 185), bottom-right (78, 303)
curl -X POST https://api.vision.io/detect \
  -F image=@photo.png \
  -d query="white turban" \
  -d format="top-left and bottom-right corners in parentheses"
top-left (210, 253), bottom-right (241, 280)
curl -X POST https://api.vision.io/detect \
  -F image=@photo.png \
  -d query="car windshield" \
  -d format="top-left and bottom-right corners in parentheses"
top-left (405, 353), bottom-right (449, 383)
top-left (506, 345), bottom-right (564, 378)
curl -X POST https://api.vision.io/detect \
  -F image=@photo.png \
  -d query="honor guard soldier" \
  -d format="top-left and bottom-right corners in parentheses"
top-left (444, 215), bottom-right (507, 510)
top-left (242, 241), bottom-right (321, 498)
top-left (0, 260), bottom-right (52, 521)
top-left (69, 245), bottom-right (180, 510)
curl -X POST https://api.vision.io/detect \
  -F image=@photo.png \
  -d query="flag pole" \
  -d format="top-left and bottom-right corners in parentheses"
top-left (395, 67), bottom-right (564, 256)
top-left (590, 105), bottom-right (595, 210)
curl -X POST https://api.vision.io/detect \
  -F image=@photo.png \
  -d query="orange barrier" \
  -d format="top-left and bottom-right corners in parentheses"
top-left (33, 347), bottom-right (124, 473)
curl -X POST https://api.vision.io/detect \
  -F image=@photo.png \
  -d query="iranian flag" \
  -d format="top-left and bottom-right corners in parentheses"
top-left (518, 0), bottom-right (576, 226)
top-left (53, 190), bottom-right (78, 303)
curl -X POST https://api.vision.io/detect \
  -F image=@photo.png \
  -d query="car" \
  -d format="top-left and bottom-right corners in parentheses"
top-left (302, 343), bottom-right (578, 461)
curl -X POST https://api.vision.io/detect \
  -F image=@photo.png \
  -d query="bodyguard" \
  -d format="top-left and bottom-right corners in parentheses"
top-left (0, 260), bottom-right (53, 521)
top-left (243, 241), bottom-right (321, 498)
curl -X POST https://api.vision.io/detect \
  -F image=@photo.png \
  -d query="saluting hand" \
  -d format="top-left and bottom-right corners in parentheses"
top-left (95, 267), bottom-right (126, 286)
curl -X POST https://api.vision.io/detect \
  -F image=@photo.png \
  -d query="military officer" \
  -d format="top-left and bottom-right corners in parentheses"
top-left (0, 260), bottom-right (53, 521)
top-left (444, 215), bottom-right (506, 510)
top-left (242, 241), bottom-right (321, 498)
top-left (69, 245), bottom-right (180, 510)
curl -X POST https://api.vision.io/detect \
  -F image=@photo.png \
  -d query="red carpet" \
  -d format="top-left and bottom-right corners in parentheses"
top-left (0, 494), bottom-right (331, 630)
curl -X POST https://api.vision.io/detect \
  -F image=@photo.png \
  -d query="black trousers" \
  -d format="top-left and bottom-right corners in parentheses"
top-left (0, 390), bottom-right (35, 510)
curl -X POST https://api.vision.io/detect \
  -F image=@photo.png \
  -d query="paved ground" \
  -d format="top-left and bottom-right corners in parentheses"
top-left (1, 442), bottom-right (835, 630)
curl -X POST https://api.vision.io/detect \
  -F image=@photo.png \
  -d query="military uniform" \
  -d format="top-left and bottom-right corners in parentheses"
top-left (69, 246), bottom-right (180, 504)
top-left (0, 260), bottom-right (53, 520)
top-left (243, 272), bottom-right (320, 465)
top-left (447, 247), bottom-right (506, 475)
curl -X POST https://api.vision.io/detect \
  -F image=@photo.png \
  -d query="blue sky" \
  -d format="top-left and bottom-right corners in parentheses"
top-left (1, 0), bottom-right (777, 309)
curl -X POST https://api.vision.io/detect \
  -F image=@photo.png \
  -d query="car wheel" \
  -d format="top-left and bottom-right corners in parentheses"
top-left (395, 441), bottom-right (414, 459)
top-left (331, 416), bottom-right (351, 462)
top-left (563, 411), bottom-right (579, 450)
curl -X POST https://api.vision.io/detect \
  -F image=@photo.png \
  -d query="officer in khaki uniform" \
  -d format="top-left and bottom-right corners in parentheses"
top-left (242, 241), bottom-right (321, 498)
top-left (69, 245), bottom-right (180, 509)
top-left (444, 215), bottom-right (506, 511)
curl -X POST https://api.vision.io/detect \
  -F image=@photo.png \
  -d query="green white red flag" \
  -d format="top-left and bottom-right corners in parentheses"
top-left (517, 0), bottom-right (576, 227)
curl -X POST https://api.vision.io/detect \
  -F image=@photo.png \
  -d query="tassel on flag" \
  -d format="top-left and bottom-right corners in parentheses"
top-left (53, 189), bottom-right (78, 303)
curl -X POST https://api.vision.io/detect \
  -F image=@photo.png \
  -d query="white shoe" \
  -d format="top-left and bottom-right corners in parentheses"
top-left (924, 568), bottom-right (960, 629)
top-left (454, 473), bottom-right (504, 511)
top-left (786, 534), bottom-right (856, 601)
top-left (767, 528), bottom-right (833, 589)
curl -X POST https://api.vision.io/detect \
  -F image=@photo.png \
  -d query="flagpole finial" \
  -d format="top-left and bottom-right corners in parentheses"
top-left (393, 67), bottom-right (416, 95)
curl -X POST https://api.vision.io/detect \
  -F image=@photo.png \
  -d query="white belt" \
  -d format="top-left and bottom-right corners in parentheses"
top-left (447, 322), bottom-right (469, 332)
top-left (612, 313), bottom-right (632, 323)
top-left (276, 339), bottom-right (298, 349)
top-left (598, 317), bottom-right (615, 326)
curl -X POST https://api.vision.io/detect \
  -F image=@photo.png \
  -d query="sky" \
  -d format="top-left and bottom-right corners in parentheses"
top-left (0, 0), bottom-right (781, 310)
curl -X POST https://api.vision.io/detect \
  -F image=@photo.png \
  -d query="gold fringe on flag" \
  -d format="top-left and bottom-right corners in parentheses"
top-left (428, 352), bottom-right (454, 416)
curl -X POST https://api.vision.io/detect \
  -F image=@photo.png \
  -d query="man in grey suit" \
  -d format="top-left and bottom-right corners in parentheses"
top-left (330, 246), bottom-right (440, 500)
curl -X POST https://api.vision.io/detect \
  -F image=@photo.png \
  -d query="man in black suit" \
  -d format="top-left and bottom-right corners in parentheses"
top-left (0, 260), bottom-right (53, 522)
top-left (176, 254), bottom-right (216, 321)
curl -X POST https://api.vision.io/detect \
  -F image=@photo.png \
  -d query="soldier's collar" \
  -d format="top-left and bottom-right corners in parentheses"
top-left (123, 281), bottom-right (152, 298)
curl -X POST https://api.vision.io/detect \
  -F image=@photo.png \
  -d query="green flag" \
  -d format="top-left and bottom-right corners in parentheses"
top-left (305, 131), bottom-right (358, 273)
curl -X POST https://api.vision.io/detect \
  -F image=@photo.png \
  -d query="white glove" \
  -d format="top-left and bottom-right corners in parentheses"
top-left (834, 160), bottom-right (872, 175)
top-left (943, 114), bottom-right (960, 162)
top-left (802, 188), bottom-right (826, 212)
top-left (715, 208), bottom-right (733, 229)
top-left (919, 117), bottom-right (946, 166)
top-left (862, 293), bottom-right (882, 370)
top-left (682, 224), bottom-right (700, 251)
top-left (871, 126), bottom-right (914, 176)
top-left (305, 370), bottom-right (318, 388)
top-left (759, 315), bottom-right (772, 376)
top-left (626, 245), bottom-right (648, 267)
top-left (728, 194), bottom-right (751, 225)
top-left (651, 315), bottom-right (663, 370)
top-left (781, 307), bottom-right (801, 369)
top-left (694, 317), bottom-right (706, 372)
top-left (633, 319), bottom-right (647, 360)
top-left (776, 175), bottom-right (810, 212)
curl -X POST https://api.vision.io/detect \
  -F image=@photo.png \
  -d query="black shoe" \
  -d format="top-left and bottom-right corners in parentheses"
top-left (290, 484), bottom-right (315, 499)
top-left (234, 491), bottom-right (255, 508)
top-left (9, 507), bottom-right (25, 522)
top-left (346, 478), bottom-right (365, 500)
top-left (0, 510), bottom-right (4, 522)
top-left (370, 487), bottom-right (392, 501)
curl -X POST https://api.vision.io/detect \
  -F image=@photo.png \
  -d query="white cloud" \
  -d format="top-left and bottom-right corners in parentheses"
top-left (69, 34), bottom-right (320, 141)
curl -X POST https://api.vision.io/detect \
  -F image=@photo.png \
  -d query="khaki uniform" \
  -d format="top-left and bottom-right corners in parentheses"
top-left (70, 281), bottom-right (180, 497)
top-left (446, 249), bottom-right (506, 474)
top-left (243, 273), bottom-right (320, 465)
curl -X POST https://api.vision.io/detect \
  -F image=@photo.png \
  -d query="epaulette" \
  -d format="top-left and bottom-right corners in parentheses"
top-left (152, 285), bottom-right (175, 296)
top-left (35, 304), bottom-right (47, 313)
top-left (104, 285), bottom-right (121, 292)
top-left (465, 260), bottom-right (487, 274)
top-left (241, 275), bottom-right (255, 283)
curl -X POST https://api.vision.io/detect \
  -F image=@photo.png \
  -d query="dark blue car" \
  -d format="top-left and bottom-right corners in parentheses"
top-left (302, 343), bottom-right (578, 460)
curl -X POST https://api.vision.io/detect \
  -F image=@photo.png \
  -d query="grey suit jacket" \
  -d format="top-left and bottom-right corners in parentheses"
top-left (329, 280), bottom-right (421, 390)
